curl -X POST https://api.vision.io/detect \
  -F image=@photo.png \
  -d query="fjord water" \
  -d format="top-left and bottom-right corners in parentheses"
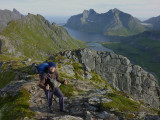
top-left (64, 27), bottom-right (114, 53)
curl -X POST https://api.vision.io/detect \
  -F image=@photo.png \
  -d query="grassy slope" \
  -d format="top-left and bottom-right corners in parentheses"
top-left (100, 37), bottom-right (160, 85)
top-left (0, 53), bottom-right (160, 119)
top-left (0, 14), bottom-right (86, 60)
top-left (104, 15), bottom-right (146, 36)
top-left (0, 88), bottom-right (36, 120)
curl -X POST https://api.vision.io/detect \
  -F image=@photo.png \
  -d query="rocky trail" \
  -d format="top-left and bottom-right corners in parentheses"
top-left (1, 75), bottom-right (119, 120)
top-left (0, 48), bottom-right (160, 120)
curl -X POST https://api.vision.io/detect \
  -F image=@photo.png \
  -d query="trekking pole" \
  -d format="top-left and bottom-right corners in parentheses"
top-left (65, 84), bottom-right (69, 98)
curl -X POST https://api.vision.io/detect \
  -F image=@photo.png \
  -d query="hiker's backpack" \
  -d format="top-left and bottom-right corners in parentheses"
top-left (37, 62), bottom-right (49, 74)
top-left (37, 62), bottom-right (59, 89)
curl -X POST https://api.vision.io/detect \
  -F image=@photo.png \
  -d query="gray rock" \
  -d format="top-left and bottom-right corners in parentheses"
top-left (52, 115), bottom-right (83, 120)
top-left (60, 48), bottom-right (160, 108)
top-left (97, 111), bottom-right (110, 119)
top-left (26, 58), bottom-right (32, 62)
top-left (84, 71), bottom-right (92, 80)
top-left (120, 57), bottom-right (130, 65)
top-left (61, 64), bottom-right (75, 76)
top-left (101, 98), bottom-right (112, 103)
top-left (88, 96), bottom-right (100, 105)
top-left (85, 111), bottom-right (93, 120)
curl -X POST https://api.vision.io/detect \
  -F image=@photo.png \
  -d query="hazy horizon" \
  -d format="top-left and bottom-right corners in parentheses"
top-left (0, 0), bottom-right (160, 21)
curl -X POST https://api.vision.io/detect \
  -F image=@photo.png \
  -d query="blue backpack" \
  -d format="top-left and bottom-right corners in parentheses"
top-left (37, 62), bottom-right (49, 74)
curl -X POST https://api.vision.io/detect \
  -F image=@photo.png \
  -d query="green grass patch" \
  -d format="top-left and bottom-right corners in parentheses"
top-left (0, 71), bottom-right (16, 89)
top-left (102, 93), bottom-right (140, 112)
top-left (59, 84), bottom-right (76, 96)
top-left (0, 88), bottom-right (36, 120)
top-left (90, 70), bottom-right (113, 89)
top-left (72, 62), bottom-right (84, 80)
top-left (150, 108), bottom-right (160, 115)
top-left (59, 72), bottom-right (76, 80)
top-left (0, 54), bottom-right (24, 61)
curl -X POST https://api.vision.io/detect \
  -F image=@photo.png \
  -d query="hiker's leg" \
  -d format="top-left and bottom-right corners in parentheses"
top-left (45, 90), bottom-right (53, 107)
top-left (49, 90), bottom-right (54, 107)
top-left (53, 87), bottom-right (64, 110)
top-left (44, 90), bottom-right (49, 104)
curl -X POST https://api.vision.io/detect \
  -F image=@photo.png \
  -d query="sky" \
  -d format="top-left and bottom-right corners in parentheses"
top-left (0, 0), bottom-right (160, 20)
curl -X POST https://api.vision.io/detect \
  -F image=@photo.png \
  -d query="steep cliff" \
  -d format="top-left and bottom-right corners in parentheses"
top-left (60, 48), bottom-right (160, 108)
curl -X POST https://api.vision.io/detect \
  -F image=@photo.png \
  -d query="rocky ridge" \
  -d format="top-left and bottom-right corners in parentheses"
top-left (59, 48), bottom-right (160, 108)
top-left (0, 8), bottom-right (24, 31)
top-left (0, 48), bottom-right (160, 120)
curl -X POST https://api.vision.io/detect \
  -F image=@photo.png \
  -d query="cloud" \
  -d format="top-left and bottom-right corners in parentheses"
top-left (0, 0), bottom-right (159, 19)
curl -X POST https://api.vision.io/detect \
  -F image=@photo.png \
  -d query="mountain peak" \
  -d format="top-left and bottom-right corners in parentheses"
top-left (109, 8), bottom-right (120, 13)
top-left (13, 8), bottom-right (24, 18)
top-left (89, 9), bottom-right (96, 13)
top-left (83, 9), bottom-right (96, 16)
top-left (13, 8), bottom-right (19, 13)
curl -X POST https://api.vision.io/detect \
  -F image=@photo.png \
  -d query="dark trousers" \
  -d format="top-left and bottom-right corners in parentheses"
top-left (44, 87), bottom-right (64, 110)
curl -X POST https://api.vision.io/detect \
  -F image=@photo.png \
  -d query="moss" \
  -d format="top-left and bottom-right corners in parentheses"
top-left (124, 113), bottom-right (136, 119)
top-left (150, 108), bottom-right (160, 115)
top-left (90, 70), bottom-right (113, 90)
top-left (0, 71), bottom-right (16, 89)
top-left (115, 91), bottom-right (129, 97)
top-left (59, 84), bottom-right (76, 96)
top-left (102, 93), bottom-right (140, 112)
top-left (0, 88), bottom-right (36, 120)
top-left (59, 72), bottom-right (76, 80)
top-left (72, 62), bottom-right (84, 80)
top-left (139, 100), bottom-right (145, 106)
top-left (0, 58), bottom-right (38, 89)
top-left (72, 62), bottom-right (83, 70)
top-left (0, 54), bottom-right (24, 61)
top-left (54, 54), bottom-right (67, 64)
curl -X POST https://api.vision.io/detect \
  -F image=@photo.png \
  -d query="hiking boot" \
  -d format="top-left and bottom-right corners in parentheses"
top-left (60, 109), bottom-right (67, 113)
top-left (49, 107), bottom-right (53, 113)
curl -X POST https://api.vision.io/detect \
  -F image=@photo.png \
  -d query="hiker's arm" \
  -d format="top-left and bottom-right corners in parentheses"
top-left (55, 71), bottom-right (65, 84)
top-left (39, 74), bottom-right (47, 90)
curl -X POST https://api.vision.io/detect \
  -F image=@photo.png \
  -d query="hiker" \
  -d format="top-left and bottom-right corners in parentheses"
top-left (39, 62), bottom-right (67, 113)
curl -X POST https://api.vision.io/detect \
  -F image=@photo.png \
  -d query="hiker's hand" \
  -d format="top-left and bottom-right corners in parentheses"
top-left (64, 80), bottom-right (67, 85)
top-left (46, 84), bottom-right (50, 90)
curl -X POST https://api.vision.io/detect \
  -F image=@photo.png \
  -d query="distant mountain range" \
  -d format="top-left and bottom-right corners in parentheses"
top-left (0, 9), bottom-right (86, 60)
top-left (65, 8), bottom-right (146, 36)
top-left (0, 8), bottom-right (160, 120)
top-left (0, 8), bottom-right (24, 31)
top-left (144, 15), bottom-right (160, 30)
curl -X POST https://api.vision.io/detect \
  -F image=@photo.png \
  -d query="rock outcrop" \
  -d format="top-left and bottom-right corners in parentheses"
top-left (60, 48), bottom-right (160, 108)
top-left (0, 8), bottom-right (24, 31)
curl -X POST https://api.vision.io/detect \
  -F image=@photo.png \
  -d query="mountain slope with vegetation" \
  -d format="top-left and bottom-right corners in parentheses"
top-left (65, 8), bottom-right (146, 36)
top-left (0, 48), bottom-right (160, 120)
top-left (144, 15), bottom-right (160, 30)
top-left (100, 31), bottom-right (160, 85)
top-left (0, 8), bottom-right (24, 32)
top-left (0, 13), bottom-right (86, 60)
